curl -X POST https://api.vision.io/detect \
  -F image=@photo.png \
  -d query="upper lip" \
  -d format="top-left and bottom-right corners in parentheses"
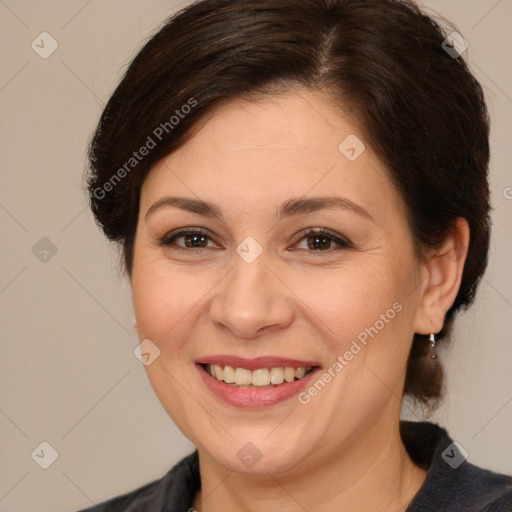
top-left (195, 355), bottom-right (321, 371)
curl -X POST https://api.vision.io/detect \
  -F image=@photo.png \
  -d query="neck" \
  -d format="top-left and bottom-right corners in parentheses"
top-left (193, 420), bottom-right (427, 512)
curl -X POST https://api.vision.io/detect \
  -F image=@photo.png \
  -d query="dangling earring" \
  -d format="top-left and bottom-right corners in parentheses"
top-left (132, 316), bottom-right (138, 332)
top-left (429, 333), bottom-right (437, 359)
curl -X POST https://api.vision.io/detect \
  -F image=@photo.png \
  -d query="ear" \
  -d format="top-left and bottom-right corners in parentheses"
top-left (413, 218), bottom-right (470, 335)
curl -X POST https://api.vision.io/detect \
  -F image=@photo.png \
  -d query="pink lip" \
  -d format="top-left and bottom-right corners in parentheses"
top-left (195, 355), bottom-right (321, 371)
top-left (195, 363), bottom-right (321, 408)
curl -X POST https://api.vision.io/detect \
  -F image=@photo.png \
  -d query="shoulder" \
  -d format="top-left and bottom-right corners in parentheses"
top-left (401, 421), bottom-right (512, 512)
top-left (75, 450), bottom-right (200, 512)
top-left (451, 461), bottom-right (512, 511)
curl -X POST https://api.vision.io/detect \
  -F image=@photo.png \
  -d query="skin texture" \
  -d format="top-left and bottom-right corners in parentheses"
top-left (131, 90), bottom-right (469, 511)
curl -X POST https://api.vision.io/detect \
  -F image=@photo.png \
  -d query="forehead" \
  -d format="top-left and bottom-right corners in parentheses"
top-left (178, 91), bottom-right (357, 157)
top-left (140, 90), bottom-right (404, 226)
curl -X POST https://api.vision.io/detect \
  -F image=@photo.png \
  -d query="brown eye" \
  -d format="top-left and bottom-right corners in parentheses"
top-left (294, 228), bottom-right (352, 253)
top-left (159, 229), bottom-right (217, 251)
top-left (306, 233), bottom-right (333, 251)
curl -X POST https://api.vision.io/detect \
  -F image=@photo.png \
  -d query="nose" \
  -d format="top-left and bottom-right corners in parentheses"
top-left (209, 252), bottom-right (294, 339)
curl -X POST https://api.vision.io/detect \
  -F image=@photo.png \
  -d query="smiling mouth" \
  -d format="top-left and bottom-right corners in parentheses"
top-left (201, 363), bottom-right (316, 388)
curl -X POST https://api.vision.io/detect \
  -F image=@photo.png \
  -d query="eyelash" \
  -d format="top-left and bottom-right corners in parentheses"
top-left (157, 227), bottom-right (352, 255)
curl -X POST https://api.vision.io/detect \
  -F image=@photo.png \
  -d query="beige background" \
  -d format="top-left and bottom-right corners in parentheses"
top-left (0, 1), bottom-right (511, 511)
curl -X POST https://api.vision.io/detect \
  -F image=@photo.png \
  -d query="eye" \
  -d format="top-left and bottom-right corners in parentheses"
top-left (158, 229), bottom-right (218, 252)
top-left (157, 227), bottom-right (352, 254)
top-left (292, 228), bottom-right (352, 253)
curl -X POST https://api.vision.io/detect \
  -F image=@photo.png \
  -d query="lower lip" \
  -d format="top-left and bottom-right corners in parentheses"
top-left (196, 364), bottom-right (321, 408)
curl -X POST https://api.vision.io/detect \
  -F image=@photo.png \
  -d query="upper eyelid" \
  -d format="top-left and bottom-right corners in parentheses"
top-left (161, 228), bottom-right (216, 244)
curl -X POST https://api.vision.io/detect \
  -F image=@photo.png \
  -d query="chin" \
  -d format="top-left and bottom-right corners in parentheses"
top-left (201, 435), bottom-right (313, 475)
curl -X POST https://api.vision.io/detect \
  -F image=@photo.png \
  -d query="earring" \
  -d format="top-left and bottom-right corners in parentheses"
top-left (429, 333), bottom-right (437, 359)
top-left (132, 316), bottom-right (138, 332)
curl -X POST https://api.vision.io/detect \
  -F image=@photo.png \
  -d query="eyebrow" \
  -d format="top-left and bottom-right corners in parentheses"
top-left (145, 195), bottom-right (374, 222)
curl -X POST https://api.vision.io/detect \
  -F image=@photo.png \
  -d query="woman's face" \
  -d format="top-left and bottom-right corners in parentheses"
top-left (131, 90), bottom-right (428, 474)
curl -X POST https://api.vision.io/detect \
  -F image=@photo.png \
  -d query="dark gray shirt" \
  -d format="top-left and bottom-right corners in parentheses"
top-left (77, 421), bottom-right (512, 511)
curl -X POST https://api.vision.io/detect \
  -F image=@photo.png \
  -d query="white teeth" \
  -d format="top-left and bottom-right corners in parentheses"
top-left (214, 364), bottom-right (223, 380)
top-left (234, 367), bottom-right (252, 385)
top-left (205, 364), bottom-right (313, 387)
top-left (296, 367), bottom-right (306, 379)
top-left (269, 367), bottom-right (284, 385)
top-left (223, 365), bottom-right (235, 383)
top-left (284, 367), bottom-right (295, 383)
top-left (251, 368), bottom-right (270, 386)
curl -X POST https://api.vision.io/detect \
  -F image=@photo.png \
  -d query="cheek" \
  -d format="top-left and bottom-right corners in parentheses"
top-left (290, 261), bottom-right (415, 403)
top-left (290, 262), bottom-right (399, 344)
top-left (131, 255), bottom-right (207, 354)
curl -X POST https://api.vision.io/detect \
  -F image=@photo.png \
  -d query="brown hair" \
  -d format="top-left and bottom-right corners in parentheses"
top-left (86, 0), bottom-right (491, 407)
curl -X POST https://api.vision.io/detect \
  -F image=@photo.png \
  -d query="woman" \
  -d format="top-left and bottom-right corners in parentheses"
top-left (81, 0), bottom-right (512, 510)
